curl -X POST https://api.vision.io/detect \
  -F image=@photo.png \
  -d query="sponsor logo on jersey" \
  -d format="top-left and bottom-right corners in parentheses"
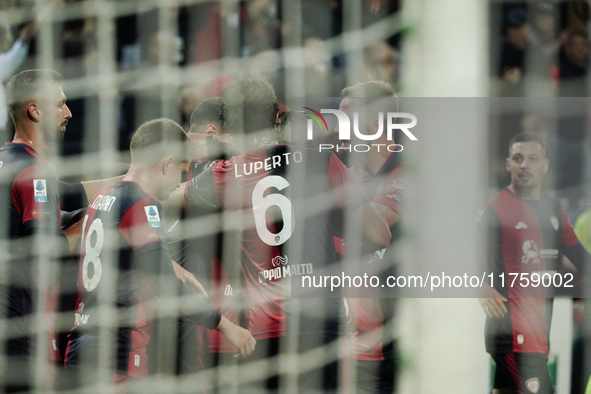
top-left (377, 179), bottom-right (407, 202)
top-left (550, 215), bottom-right (559, 231)
top-left (525, 377), bottom-right (540, 393)
top-left (515, 221), bottom-right (528, 229)
top-left (145, 206), bottom-right (161, 228)
top-left (33, 179), bottom-right (47, 202)
top-left (539, 249), bottom-right (558, 259)
top-left (362, 248), bottom-right (387, 265)
top-left (388, 179), bottom-right (406, 193)
top-left (521, 240), bottom-right (541, 265)
top-left (259, 262), bottom-right (313, 283)
top-left (272, 255), bottom-right (288, 267)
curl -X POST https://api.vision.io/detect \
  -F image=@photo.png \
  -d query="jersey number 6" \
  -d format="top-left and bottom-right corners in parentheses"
top-left (252, 175), bottom-right (295, 246)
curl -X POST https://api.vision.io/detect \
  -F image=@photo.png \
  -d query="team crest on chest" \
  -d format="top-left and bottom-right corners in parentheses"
top-left (550, 215), bottom-right (559, 231)
top-left (33, 179), bottom-right (47, 202)
top-left (144, 206), bottom-right (161, 228)
top-left (525, 377), bottom-right (540, 393)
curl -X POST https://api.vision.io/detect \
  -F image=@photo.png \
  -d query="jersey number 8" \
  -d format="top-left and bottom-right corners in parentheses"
top-left (80, 215), bottom-right (104, 292)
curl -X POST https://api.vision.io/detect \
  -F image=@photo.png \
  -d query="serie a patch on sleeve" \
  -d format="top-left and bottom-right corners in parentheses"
top-left (144, 205), bottom-right (161, 228)
top-left (33, 179), bottom-right (47, 202)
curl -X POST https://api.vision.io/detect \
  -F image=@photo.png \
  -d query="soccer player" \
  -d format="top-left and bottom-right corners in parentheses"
top-left (479, 131), bottom-right (589, 394)
top-left (0, 69), bottom-right (118, 392)
top-left (184, 97), bottom-right (232, 181)
top-left (63, 118), bottom-right (255, 392)
top-left (169, 77), bottom-right (390, 392)
top-left (330, 81), bottom-right (404, 394)
top-left (168, 97), bottom-right (239, 375)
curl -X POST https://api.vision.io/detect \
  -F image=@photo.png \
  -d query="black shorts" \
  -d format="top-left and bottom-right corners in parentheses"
top-left (491, 352), bottom-right (553, 394)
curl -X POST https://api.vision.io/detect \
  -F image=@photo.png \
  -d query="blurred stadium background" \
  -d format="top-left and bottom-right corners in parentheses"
top-left (4, 0), bottom-right (591, 393)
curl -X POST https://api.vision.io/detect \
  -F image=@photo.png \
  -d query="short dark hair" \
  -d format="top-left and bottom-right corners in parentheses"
top-left (130, 118), bottom-right (189, 164)
top-left (341, 80), bottom-right (399, 115)
top-left (189, 97), bottom-right (223, 133)
top-left (222, 77), bottom-right (279, 145)
top-left (275, 111), bottom-right (291, 144)
top-left (6, 69), bottom-right (62, 116)
top-left (508, 131), bottom-right (546, 155)
top-left (342, 81), bottom-right (399, 142)
top-left (342, 80), bottom-right (396, 98)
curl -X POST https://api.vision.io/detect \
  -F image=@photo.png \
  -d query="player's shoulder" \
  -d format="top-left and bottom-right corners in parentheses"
top-left (0, 143), bottom-right (50, 173)
top-left (488, 187), bottom-right (514, 206)
top-left (540, 191), bottom-right (566, 216)
top-left (109, 181), bottom-right (162, 215)
top-left (540, 191), bottom-right (561, 206)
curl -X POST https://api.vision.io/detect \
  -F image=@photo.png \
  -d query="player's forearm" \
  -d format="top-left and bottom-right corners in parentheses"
top-left (172, 260), bottom-right (209, 298)
top-left (355, 202), bottom-right (392, 248)
top-left (565, 242), bottom-right (590, 273)
top-left (181, 300), bottom-right (221, 329)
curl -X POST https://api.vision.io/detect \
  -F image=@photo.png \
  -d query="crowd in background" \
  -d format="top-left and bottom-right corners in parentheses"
top-left (492, 2), bottom-right (591, 211)
top-left (0, 0), bottom-right (401, 159)
top-left (3, 1), bottom-right (591, 196)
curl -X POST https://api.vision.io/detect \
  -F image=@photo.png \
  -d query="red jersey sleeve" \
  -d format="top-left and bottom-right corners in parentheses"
top-left (560, 204), bottom-right (580, 248)
top-left (118, 199), bottom-right (164, 250)
top-left (327, 153), bottom-right (368, 211)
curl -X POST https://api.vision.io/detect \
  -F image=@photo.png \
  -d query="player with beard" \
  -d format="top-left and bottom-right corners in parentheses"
top-left (168, 97), bottom-right (241, 375)
top-left (184, 97), bottom-right (235, 181)
top-left (478, 132), bottom-right (589, 394)
top-left (0, 69), bottom-right (122, 391)
top-left (64, 119), bottom-right (255, 393)
top-left (328, 81), bottom-right (403, 394)
top-left (167, 77), bottom-right (391, 393)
